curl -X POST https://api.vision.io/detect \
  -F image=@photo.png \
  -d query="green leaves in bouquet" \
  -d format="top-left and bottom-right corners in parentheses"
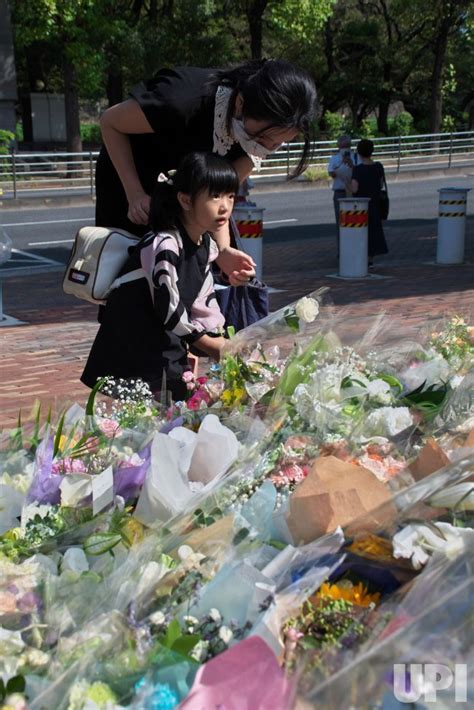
top-left (83, 532), bottom-right (123, 556)
top-left (161, 619), bottom-right (200, 656)
top-left (400, 380), bottom-right (448, 421)
top-left (276, 333), bottom-right (335, 399)
top-left (84, 507), bottom-right (138, 555)
top-left (283, 310), bottom-right (300, 333)
top-left (0, 675), bottom-right (26, 702)
top-left (85, 376), bottom-right (109, 417)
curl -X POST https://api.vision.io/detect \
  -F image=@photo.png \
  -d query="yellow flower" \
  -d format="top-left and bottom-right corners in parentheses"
top-left (2, 527), bottom-right (23, 541)
top-left (347, 534), bottom-right (394, 561)
top-left (233, 387), bottom-right (245, 403)
top-left (121, 518), bottom-right (144, 546)
top-left (314, 581), bottom-right (381, 607)
top-left (221, 390), bottom-right (234, 405)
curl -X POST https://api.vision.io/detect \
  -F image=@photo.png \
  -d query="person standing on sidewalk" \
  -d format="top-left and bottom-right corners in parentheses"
top-left (328, 135), bottom-right (358, 256)
top-left (350, 139), bottom-right (388, 267)
top-left (95, 59), bottom-right (317, 286)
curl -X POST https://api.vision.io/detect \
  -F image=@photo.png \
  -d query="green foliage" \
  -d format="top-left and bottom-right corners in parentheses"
top-left (303, 167), bottom-right (329, 182)
top-left (80, 123), bottom-right (101, 143)
top-left (0, 129), bottom-right (14, 154)
top-left (323, 111), bottom-right (348, 139)
top-left (389, 112), bottom-right (414, 137)
top-left (442, 115), bottom-right (457, 132)
top-left (358, 118), bottom-right (376, 138)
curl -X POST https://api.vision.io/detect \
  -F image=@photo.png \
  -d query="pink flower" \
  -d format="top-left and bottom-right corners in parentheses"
top-left (270, 463), bottom-right (307, 487)
top-left (186, 382), bottom-right (195, 391)
top-left (186, 389), bottom-right (210, 410)
top-left (196, 376), bottom-right (208, 385)
top-left (182, 371), bottom-right (195, 383)
top-left (51, 457), bottom-right (87, 474)
top-left (0, 591), bottom-right (17, 614)
top-left (98, 418), bottom-right (123, 439)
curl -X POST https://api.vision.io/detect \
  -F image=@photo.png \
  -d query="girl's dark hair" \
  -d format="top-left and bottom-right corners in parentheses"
top-left (357, 139), bottom-right (374, 158)
top-left (149, 151), bottom-right (239, 232)
top-left (213, 58), bottom-right (317, 178)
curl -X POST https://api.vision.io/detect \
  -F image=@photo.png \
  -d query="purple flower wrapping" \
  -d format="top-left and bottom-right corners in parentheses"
top-left (114, 444), bottom-right (151, 501)
top-left (26, 435), bottom-right (61, 505)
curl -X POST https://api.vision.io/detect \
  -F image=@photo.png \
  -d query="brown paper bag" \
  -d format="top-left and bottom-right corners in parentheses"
top-left (465, 428), bottom-right (474, 447)
top-left (409, 438), bottom-right (450, 481)
top-left (287, 455), bottom-right (393, 544)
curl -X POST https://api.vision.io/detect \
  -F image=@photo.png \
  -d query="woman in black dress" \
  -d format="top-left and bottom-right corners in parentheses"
top-left (351, 139), bottom-right (388, 266)
top-left (95, 59), bottom-right (317, 284)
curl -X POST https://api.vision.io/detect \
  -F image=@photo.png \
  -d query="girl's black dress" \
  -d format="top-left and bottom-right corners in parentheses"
top-left (352, 161), bottom-right (388, 257)
top-left (95, 67), bottom-right (246, 237)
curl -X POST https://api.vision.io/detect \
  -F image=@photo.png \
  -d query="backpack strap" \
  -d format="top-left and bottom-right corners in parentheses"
top-left (109, 267), bottom-right (146, 292)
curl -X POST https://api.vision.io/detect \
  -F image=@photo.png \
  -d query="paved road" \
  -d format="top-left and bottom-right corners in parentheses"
top-left (1, 173), bottom-right (473, 273)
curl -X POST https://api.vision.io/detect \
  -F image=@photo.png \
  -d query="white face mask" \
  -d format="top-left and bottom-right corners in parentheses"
top-left (231, 118), bottom-right (274, 159)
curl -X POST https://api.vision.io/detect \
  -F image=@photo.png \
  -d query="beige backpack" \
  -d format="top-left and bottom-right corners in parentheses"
top-left (63, 226), bottom-right (146, 305)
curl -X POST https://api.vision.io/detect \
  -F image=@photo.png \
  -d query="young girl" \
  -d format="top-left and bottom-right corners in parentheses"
top-left (81, 152), bottom-right (238, 400)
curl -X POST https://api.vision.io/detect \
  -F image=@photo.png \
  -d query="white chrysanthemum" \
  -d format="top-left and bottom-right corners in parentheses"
top-left (295, 297), bottom-right (319, 323)
top-left (365, 406), bottom-right (413, 437)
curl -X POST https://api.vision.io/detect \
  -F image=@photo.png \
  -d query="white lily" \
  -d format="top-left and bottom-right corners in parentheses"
top-left (392, 521), bottom-right (474, 570)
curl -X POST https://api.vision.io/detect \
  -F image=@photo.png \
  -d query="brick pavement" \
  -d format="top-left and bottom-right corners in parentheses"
top-left (0, 213), bottom-right (472, 429)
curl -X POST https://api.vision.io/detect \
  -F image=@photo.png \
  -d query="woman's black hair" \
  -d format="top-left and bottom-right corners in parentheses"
top-left (149, 151), bottom-right (239, 233)
top-left (357, 139), bottom-right (375, 158)
top-left (213, 58), bottom-right (317, 178)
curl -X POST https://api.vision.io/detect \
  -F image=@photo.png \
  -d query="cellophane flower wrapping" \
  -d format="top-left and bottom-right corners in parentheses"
top-left (0, 295), bottom-right (472, 709)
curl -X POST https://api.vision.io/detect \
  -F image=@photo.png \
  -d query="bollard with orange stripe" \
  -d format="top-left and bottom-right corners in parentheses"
top-left (338, 198), bottom-right (370, 278)
top-left (436, 187), bottom-right (471, 264)
top-left (232, 204), bottom-right (265, 280)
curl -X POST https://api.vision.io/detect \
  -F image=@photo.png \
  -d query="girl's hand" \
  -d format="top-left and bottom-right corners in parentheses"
top-left (193, 335), bottom-right (226, 361)
top-left (216, 246), bottom-right (256, 285)
top-left (127, 191), bottom-right (151, 225)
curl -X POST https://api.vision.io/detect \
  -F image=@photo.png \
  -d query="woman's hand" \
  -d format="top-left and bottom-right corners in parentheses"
top-left (127, 191), bottom-right (151, 225)
top-left (216, 246), bottom-right (256, 286)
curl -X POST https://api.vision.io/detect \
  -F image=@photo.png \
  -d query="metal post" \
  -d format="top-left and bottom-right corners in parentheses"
top-left (436, 187), bottom-right (471, 264)
top-left (448, 133), bottom-right (453, 168)
top-left (12, 149), bottom-right (17, 198)
top-left (89, 152), bottom-right (94, 196)
top-left (232, 200), bottom-right (265, 281)
top-left (396, 136), bottom-right (401, 173)
top-left (286, 142), bottom-right (290, 177)
top-left (338, 197), bottom-right (370, 277)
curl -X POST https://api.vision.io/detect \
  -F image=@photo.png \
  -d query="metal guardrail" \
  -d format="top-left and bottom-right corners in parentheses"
top-left (0, 131), bottom-right (473, 198)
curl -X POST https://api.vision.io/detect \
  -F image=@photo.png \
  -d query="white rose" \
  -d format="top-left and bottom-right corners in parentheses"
top-left (366, 379), bottom-right (392, 405)
top-left (365, 406), bottom-right (413, 437)
top-left (295, 297), bottom-right (319, 323)
top-left (218, 625), bottom-right (233, 644)
top-left (209, 608), bottom-right (222, 623)
top-left (149, 610), bottom-right (166, 626)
